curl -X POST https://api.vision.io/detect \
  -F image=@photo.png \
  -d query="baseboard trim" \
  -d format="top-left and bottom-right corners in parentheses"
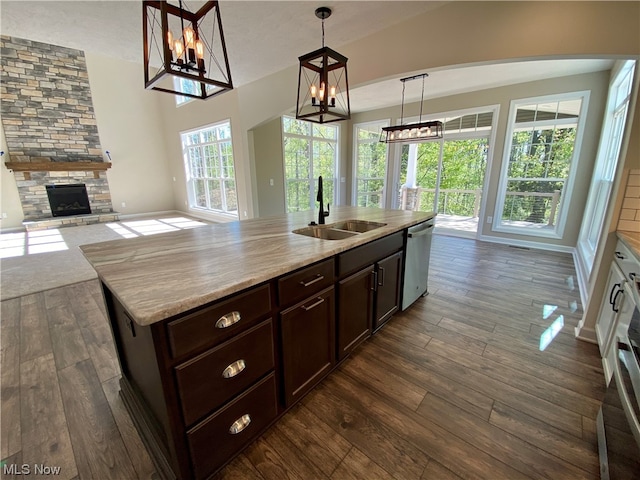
top-left (575, 325), bottom-right (598, 344)
top-left (475, 233), bottom-right (574, 254)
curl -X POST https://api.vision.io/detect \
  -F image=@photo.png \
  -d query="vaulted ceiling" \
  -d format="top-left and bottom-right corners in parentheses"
top-left (0, 1), bottom-right (615, 112)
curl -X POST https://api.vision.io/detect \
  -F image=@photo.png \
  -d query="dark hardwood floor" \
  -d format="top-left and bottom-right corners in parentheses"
top-left (0, 234), bottom-right (604, 479)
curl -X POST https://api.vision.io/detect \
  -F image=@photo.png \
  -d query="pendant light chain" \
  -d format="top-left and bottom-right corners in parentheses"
top-left (419, 74), bottom-right (425, 123)
top-left (321, 17), bottom-right (325, 48)
top-left (400, 80), bottom-right (406, 125)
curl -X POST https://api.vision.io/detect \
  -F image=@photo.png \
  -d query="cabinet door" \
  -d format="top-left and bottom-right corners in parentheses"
top-left (280, 287), bottom-right (335, 407)
top-left (596, 261), bottom-right (626, 359)
top-left (374, 251), bottom-right (403, 331)
top-left (337, 266), bottom-right (374, 360)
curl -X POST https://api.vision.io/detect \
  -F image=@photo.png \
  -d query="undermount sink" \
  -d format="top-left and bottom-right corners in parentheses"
top-left (292, 219), bottom-right (387, 240)
top-left (330, 219), bottom-right (387, 233)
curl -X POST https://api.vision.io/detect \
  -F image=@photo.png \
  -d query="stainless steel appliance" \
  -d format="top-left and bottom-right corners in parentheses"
top-left (596, 243), bottom-right (640, 480)
top-left (402, 218), bottom-right (434, 310)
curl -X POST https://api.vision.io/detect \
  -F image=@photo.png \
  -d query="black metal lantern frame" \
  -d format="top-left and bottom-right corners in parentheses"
top-left (296, 7), bottom-right (350, 124)
top-left (143, 0), bottom-right (233, 100)
top-left (380, 73), bottom-right (444, 143)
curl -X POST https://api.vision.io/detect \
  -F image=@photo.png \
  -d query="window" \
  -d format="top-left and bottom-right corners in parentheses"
top-left (394, 106), bottom-right (496, 237)
top-left (175, 77), bottom-right (198, 106)
top-left (174, 78), bottom-right (220, 106)
top-left (282, 116), bottom-right (338, 213)
top-left (494, 92), bottom-right (589, 237)
top-left (353, 121), bottom-right (389, 208)
top-left (181, 121), bottom-right (238, 217)
top-left (577, 61), bottom-right (635, 277)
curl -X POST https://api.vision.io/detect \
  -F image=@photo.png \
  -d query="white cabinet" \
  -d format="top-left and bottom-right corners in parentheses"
top-left (596, 240), bottom-right (639, 384)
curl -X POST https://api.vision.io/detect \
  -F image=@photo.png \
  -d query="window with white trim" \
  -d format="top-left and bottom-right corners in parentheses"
top-left (494, 91), bottom-right (589, 237)
top-left (181, 121), bottom-right (238, 217)
top-left (174, 78), bottom-right (220, 106)
top-left (282, 116), bottom-right (338, 213)
top-left (354, 121), bottom-right (389, 208)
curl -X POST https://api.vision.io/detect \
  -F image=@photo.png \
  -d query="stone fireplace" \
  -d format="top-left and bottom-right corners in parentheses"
top-left (0, 35), bottom-right (118, 229)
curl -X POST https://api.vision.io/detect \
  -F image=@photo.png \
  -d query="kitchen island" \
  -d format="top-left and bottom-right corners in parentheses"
top-left (81, 206), bottom-right (435, 479)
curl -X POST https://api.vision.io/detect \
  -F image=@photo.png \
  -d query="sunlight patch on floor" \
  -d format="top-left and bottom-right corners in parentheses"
top-left (0, 229), bottom-right (69, 258)
top-left (111, 217), bottom-right (208, 238)
top-left (0, 217), bottom-right (208, 258)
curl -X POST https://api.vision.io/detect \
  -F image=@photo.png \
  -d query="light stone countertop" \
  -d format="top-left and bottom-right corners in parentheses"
top-left (80, 206), bottom-right (435, 326)
top-left (617, 230), bottom-right (640, 262)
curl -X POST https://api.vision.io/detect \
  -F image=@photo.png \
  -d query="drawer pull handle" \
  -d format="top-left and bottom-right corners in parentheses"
top-left (615, 251), bottom-right (624, 259)
top-left (229, 414), bottom-right (251, 435)
top-left (222, 359), bottom-right (246, 379)
top-left (300, 274), bottom-right (324, 288)
top-left (215, 311), bottom-right (241, 329)
top-left (301, 297), bottom-right (324, 311)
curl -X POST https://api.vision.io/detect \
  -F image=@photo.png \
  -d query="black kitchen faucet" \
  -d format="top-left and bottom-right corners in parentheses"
top-left (317, 175), bottom-right (330, 224)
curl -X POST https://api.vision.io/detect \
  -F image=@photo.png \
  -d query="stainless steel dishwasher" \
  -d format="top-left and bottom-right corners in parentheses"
top-left (402, 218), bottom-right (434, 310)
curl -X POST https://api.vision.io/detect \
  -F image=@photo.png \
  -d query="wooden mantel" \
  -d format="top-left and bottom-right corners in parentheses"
top-left (4, 161), bottom-right (112, 172)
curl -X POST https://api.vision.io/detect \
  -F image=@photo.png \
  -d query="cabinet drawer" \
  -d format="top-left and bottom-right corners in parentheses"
top-left (176, 319), bottom-right (275, 426)
top-left (278, 258), bottom-right (335, 307)
top-left (338, 231), bottom-right (404, 277)
top-left (167, 284), bottom-right (271, 358)
top-left (187, 373), bottom-right (278, 479)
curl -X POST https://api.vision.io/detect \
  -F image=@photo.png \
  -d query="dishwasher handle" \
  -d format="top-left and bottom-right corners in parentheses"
top-left (408, 224), bottom-right (434, 238)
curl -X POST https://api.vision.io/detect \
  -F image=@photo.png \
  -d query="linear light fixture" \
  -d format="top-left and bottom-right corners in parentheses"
top-left (143, 0), bottom-right (233, 100)
top-left (380, 73), bottom-right (443, 143)
top-left (296, 7), bottom-right (350, 124)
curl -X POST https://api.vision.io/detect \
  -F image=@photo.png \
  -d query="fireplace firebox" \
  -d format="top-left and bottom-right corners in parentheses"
top-left (46, 184), bottom-right (92, 217)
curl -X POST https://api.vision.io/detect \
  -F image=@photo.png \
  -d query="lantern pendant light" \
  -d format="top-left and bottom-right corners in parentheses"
top-left (296, 7), bottom-right (350, 124)
top-left (142, 0), bottom-right (233, 100)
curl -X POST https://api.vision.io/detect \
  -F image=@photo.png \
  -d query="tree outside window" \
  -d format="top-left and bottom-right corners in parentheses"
top-left (495, 93), bottom-right (587, 236)
top-left (354, 121), bottom-right (388, 208)
top-left (283, 117), bottom-right (338, 213)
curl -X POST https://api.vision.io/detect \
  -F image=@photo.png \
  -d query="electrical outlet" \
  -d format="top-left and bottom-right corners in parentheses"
top-left (486, 216), bottom-right (493, 223)
top-left (173, 176), bottom-right (176, 182)
top-left (269, 178), bottom-right (274, 186)
top-left (1, 213), bottom-right (7, 219)
top-left (121, 202), bottom-right (126, 208)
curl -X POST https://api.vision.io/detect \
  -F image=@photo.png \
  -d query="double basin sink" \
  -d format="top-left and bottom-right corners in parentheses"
top-left (293, 219), bottom-right (387, 240)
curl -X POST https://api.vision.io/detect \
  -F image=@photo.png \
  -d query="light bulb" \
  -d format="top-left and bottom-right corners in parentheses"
top-left (167, 30), bottom-right (174, 50)
top-left (319, 82), bottom-right (325, 101)
top-left (310, 84), bottom-right (317, 98)
top-left (174, 40), bottom-right (184, 58)
top-left (330, 86), bottom-right (336, 99)
top-left (195, 39), bottom-right (204, 59)
top-left (183, 26), bottom-right (195, 48)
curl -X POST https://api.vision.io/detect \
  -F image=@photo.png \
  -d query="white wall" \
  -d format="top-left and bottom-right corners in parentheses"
top-left (0, 125), bottom-right (23, 229)
top-left (85, 52), bottom-right (175, 216)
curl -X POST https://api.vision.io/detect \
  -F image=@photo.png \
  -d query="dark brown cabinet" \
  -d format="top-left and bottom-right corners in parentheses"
top-left (186, 373), bottom-right (278, 480)
top-left (374, 251), bottom-right (403, 331)
top-left (336, 232), bottom-right (404, 359)
top-left (280, 286), bottom-right (335, 407)
top-left (175, 319), bottom-right (275, 426)
top-left (338, 266), bottom-right (374, 360)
